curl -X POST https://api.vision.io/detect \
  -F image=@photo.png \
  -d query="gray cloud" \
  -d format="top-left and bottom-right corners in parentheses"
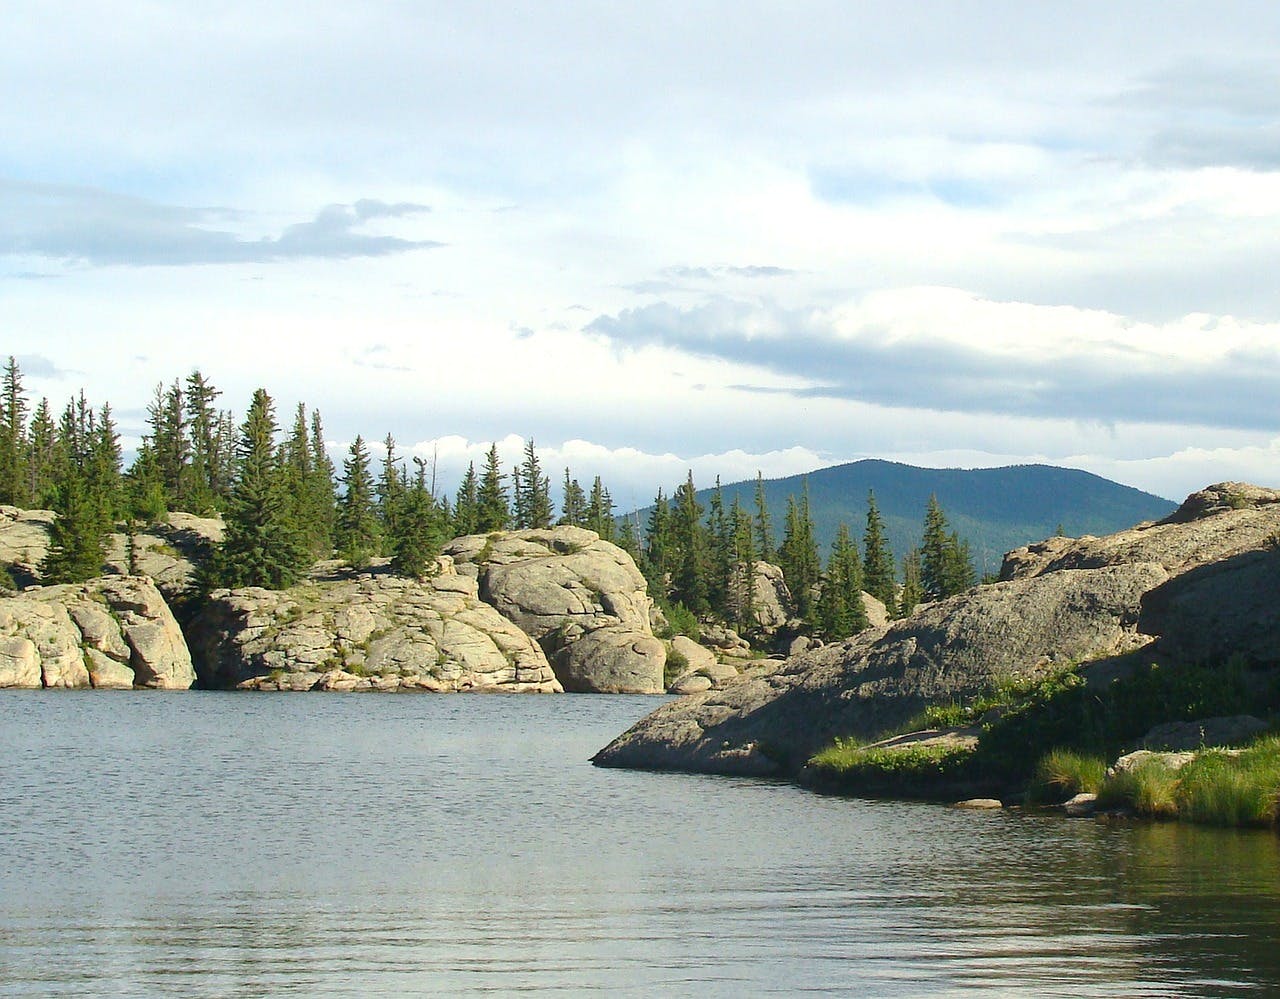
top-left (586, 298), bottom-right (1280, 432)
top-left (0, 181), bottom-right (440, 266)
top-left (623, 264), bottom-right (797, 294)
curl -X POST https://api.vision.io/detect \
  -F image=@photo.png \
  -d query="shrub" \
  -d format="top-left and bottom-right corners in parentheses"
top-left (656, 600), bottom-right (700, 641)
top-left (1028, 748), bottom-right (1107, 804)
top-left (664, 648), bottom-right (689, 686)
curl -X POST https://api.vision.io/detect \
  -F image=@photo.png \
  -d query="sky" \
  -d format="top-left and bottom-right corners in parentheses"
top-left (3, 2), bottom-right (1280, 508)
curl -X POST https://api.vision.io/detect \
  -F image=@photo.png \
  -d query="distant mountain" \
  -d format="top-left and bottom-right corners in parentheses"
top-left (631, 461), bottom-right (1177, 579)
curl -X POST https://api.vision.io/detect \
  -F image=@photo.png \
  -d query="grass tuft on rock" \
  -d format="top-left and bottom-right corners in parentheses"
top-left (1097, 756), bottom-right (1181, 818)
top-left (1177, 737), bottom-right (1280, 827)
top-left (1028, 749), bottom-right (1107, 804)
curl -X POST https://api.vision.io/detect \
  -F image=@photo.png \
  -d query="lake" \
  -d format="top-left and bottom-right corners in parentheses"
top-left (2, 692), bottom-right (1279, 997)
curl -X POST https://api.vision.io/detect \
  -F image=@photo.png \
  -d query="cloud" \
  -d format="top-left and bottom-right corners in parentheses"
top-left (0, 180), bottom-right (441, 266)
top-left (586, 292), bottom-right (1280, 432)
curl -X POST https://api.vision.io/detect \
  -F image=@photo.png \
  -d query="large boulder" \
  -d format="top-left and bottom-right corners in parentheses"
top-left (0, 506), bottom-right (55, 586)
top-left (596, 482), bottom-right (1280, 777)
top-left (103, 512), bottom-right (223, 603)
top-left (186, 557), bottom-right (561, 693)
top-left (444, 527), bottom-right (665, 693)
top-left (0, 576), bottom-right (195, 689)
top-left (593, 562), bottom-right (1165, 774)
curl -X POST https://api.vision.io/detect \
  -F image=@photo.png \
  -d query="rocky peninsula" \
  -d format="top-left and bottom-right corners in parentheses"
top-left (593, 483), bottom-right (1280, 815)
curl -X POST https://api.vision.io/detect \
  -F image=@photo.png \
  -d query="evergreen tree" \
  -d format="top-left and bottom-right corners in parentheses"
top-left (305, 409), bottom-right (337, 556)
top-left (559, 468), bottom-right (587, 527)
top-left (124, 444), bottom-right (167, 525)
top-left (778, 482), bottom-right (820, 621)
top-left (728, 496), bottom-right (757, 632)
top-left (817, 522), bottom-right (868, 640)
top-left (335, 435), bottom-right (382, 568)
top-left (454, 462), bottom-right (480, 535)
top-left (670, 472), bottom-right (710, 614)
top-left (920, 494), bottom-right (949, 601)
top-left (616, 512), bottom-right (642, 562)
top-left (511, 463), bottom-right (526, 527)
top-left (378, 433), bottom-right (407, 541)
top-left (513, 438), bottom-right (552, 529)
top-left (206, 388), bottom-right (309, 589)
top-left (643, 488), bottom-right (672, 593)
top-left (862, 490), bottom-right (897, 615)
top-left (752, 471), bottom-right (774, 562)
top-left (706, 477), bottom-right (732, 614)
top-left (476, 444), bottom-right (509, 532)
top-left (41, 470), bottom-right (106, 583)
top-left (183, 370), bottom-right (221, 513)
top-left (390, 460), bottom-right (445, 579)
top-left (25, 397), bottom-right (56, 507)
top-left (0, 356), bottom-right (28, 505)
top-left (586, 475), bottom-right (614, 541)
top-left (919, 495), bottom-right (977, 600)
top-left (85, 403), bottom-right (122, 528)
top-left (898, 548), bottom-right (923, 616)
top-left (147, 381), bottom-right (188, 508)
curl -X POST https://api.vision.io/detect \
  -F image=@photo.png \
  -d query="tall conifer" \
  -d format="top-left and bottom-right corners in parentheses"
top-left (862, 490), bottom-right (897, 615)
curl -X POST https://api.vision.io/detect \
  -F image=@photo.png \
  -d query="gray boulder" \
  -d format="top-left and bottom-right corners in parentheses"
top-left (1140, 715), bottom-right (1269, 751)
top-left (445, 527), bottom-right (664, 693)
top-left (103, 512), bottom-right (223, 602)
top-left (0, 506), bottom-right (55, 586)
top-left (0, 576), bottom-right (194, 689)
top-left (187, 557), bottom-right (561, 693)
top-left (594, 562), bottom-right (1167, 775)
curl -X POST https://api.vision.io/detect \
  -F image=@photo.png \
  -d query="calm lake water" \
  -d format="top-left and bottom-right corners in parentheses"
top-left (2, 692), bottom-right (1279, 997)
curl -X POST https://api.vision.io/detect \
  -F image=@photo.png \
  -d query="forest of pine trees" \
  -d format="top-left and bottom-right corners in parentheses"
top-left (0, 356), bottom-right (980, 639)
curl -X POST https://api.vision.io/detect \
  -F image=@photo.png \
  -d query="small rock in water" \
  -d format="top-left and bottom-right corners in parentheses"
top-left (953, 798), bottom-right (1003, 810)
top-left (1063, 793), bottom-right (1098, 817)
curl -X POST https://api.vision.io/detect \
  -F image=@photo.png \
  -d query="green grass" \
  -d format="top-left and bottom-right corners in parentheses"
top-left (1177, 737), bottom-right (1280, 827)
top-left (810, 739), bottom-right (974, 784)
top-left (1027, 749), bottom-right (1107, 804)
top-left (1096, 756), bottom-right (1181, 818)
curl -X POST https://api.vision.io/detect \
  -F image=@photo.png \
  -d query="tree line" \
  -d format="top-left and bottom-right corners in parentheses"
top-left (634, 472), bottom-right (977, 643)
top-left (0, 357), bottom-right (977, 639)
top-left (0, 359), bottom-right (619, 589)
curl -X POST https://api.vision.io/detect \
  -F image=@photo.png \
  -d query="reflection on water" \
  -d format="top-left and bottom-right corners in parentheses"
top-left (2, 692), bottom-right (1278, 997)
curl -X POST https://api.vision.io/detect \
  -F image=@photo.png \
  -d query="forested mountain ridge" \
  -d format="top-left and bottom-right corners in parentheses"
top-left (644, 460), bottom-right (1176, 579)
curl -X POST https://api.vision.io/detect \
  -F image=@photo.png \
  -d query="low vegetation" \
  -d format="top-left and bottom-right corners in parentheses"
top-left (807, 654), bottom-right (1280, 820)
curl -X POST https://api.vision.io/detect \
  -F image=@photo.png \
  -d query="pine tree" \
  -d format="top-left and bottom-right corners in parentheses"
top-left (306, 409), bottom-right (337, 555)
top-left (147, 381), bottom-right (188, 509)
top-left (85, 403), bottom-right (122, 528)
top-left (643, 488), bottom-right (672, 593)
top-left (454, 462), bottom-right (480, 535)
top-left (183, 370), bottom-right (221, 513)
top-left (586, 475), bottom-right (614, 541)
top-left (616, 512), bottom-right (642, 562)
top-left (862, 490), bottom-right (897, 615)
top-left (336, 435), bottom-right (382, 568)
top-left (898, 548), bottom-right (923, 616)
top-left (706, 477), bottom-right (732, 615)
top-left (778, 482), bottom-right (820, 621)
top-left (0, 356), bottom-right (28, 505)
top-left (476, 444), bottom-right (509, 532)
top-left (559, 469), bottom-right (586, 527)
top-left (513, 438), bottom-right (552, 529)
top-left (728, 496), bottom-right (757, 632)
top-left (670, 471), bottom-right (710, 614)
top-left (25, 397), bottom-right (56, 507)
top-left (41, 470), bottom-right (106, 583)
top-left (378, 433), bottom-right (407, 541)
top-left (753, 471), bottom-right (774, 562)
top-left (206, 388), bottom-right (309, 589)
top-left (919, 495), bottom-right (976, 600)
top-left (391, 459), bottom-right (445, 579)
top-left (920, 494), bottom-right (949, 601)
top-left (124, 444), bottom-right (167, 525)
top-left (817, 522), bottom-right (868, 640)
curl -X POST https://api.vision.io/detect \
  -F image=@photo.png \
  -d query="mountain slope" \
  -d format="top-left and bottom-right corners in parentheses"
top-left (636, 461), bottom-right (1176, 578)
